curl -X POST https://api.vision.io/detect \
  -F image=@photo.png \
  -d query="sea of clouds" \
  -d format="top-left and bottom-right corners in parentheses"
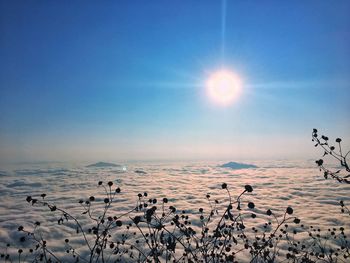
top-left (0, 160), bottom-right (349, 262)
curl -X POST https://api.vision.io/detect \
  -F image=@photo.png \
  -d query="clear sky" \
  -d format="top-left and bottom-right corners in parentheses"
top-left (1, 0), bottom-right (349, 163)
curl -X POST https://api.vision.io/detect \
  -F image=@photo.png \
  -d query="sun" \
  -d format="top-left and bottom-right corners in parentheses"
top-left (206, 69), bottom-right (242, 106)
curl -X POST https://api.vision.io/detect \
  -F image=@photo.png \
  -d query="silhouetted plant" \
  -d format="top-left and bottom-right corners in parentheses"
top-left (312, 129), bottom-right (350, 184)
top-left (339, 200), bottom-right (350, 216)
top-left (1, 179), bottom-right (349, 262)
top-left (312, 129), bottom-right (350, 220)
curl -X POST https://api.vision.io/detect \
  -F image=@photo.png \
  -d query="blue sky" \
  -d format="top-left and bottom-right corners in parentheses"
top-left (0, 0), bottom-right (349, 163)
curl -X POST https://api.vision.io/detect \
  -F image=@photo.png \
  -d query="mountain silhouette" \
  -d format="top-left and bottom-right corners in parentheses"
top-left (219, 161), bottom-right (258, 170)
top-left (86, 162), bottom-right (121, 168)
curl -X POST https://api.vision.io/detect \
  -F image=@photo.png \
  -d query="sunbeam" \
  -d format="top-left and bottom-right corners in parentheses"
top-left (221, 0), bottom-right (227, 65)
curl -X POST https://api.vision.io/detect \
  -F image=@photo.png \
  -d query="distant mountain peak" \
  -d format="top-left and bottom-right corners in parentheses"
top-left (86, 162), bottom-right (121, 168)
top-left (134, 169), bottom-right (147, 174)
top-left (219, 161), bottom-right (257, 170)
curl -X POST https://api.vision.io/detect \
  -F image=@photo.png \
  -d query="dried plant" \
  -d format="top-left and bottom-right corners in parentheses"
top-left (312, 128), bottom-right (350, 184)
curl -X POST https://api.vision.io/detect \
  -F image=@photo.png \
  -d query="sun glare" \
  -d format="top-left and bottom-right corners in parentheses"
top-left (206, 69), bottom-right (241, 106)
